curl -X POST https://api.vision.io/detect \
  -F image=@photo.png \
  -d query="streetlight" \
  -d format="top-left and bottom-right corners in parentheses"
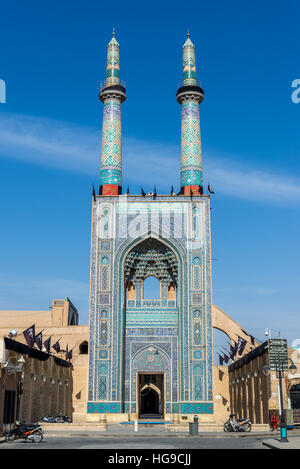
top-left (8, 329), bottom-right (18, 339)
top-left (265, 328), bottom-right (272, 339)
top-left (263, 357), bottom-right (297, 442)
top-left (288, 360), bottom-right (297, 375)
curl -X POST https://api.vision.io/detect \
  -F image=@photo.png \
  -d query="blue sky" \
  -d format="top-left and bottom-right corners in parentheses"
top-left (0, 0), bottom-right (300, 353)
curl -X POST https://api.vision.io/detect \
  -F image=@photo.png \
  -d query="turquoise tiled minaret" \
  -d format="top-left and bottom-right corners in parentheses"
top-left (176, 32), bottom-right (204, 195)
top-left (99, 29), bottom-right (126, 196)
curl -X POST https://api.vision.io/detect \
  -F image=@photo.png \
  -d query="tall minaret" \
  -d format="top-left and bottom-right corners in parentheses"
top-left (176, 31), bottom-right (204, 195)
top-left (99, 29), bottom-right (126, 196)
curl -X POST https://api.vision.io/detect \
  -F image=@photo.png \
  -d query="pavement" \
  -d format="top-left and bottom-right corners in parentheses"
top-left (0, 435), bottom-right (267, 449)
top-left (12, 423), bottom-right (278, 438)
top-left (262, 435), bottom-right (300, 449)
top-left (1, 423), bottom-right (300, 449)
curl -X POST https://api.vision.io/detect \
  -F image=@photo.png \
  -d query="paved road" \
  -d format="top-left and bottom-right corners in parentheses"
top-left (1, 435), bottom-right (266, 449)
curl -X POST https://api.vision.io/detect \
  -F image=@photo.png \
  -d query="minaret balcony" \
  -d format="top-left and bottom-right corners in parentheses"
top-left (99, 81), bottom-right (126, 103)
top-left (100, 80), bottom-right (126, 92)
top-left (177, 79), bottom-right (203, 90)
top-left (176, 80), bottom-right (204, 104)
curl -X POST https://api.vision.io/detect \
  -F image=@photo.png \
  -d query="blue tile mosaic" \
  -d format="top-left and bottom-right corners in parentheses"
top-left (88, 197), bottom-right (213, 414)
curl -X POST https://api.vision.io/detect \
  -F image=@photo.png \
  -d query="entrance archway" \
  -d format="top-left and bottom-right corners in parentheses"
top-left (141, 387), bottom-right (159, 415)
top-left (138, 373), bottom-right (164, 418)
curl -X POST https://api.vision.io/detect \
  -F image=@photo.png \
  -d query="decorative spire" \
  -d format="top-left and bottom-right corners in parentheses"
top-left (182, 30), bottom-right (196, 86)
top-left (106, 29), bottom-right (120, 86)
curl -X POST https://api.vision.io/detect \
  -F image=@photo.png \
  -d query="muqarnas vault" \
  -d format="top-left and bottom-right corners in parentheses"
top-left (88, 31), bottom-right (214, 421)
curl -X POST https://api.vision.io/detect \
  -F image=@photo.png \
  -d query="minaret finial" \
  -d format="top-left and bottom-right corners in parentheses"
top-left (112, 27), bottom-right (115, 37)
top-left (177, 35), bottom-right (204, 196)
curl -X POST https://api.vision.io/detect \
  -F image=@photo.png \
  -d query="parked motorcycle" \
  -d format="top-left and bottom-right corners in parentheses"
top-left (55, 414), bottom-right (71, 423)
top-left (42, 415), bottom-right (58, 423)
top-left (42, 414), bottom-right (71, 423)
top-left (224, 414), bottom-right (252, 432)
top-left (5, 422), bottom-right (44, 442)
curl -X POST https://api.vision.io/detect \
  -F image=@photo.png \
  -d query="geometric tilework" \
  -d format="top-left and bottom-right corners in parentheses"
top-left (88, 196), bottom-right (213, 415)
top-left (99, 376), bottom-right (107, 399)
top-left (180, 100), bottom-right (202, 187)
top-left (87, 402), bottom-right (121, 413)
top-left (181, 169), bottom-right (203, 186)
top-left (180, 403), bottom-right (213, 414)
top-left (100, 168), bottom-right (121, 186)
top-left (100, 98), bottom-right (122, 187)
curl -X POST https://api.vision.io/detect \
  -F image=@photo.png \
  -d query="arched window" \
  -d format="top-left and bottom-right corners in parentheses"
top-left (100, 207), bottom-right (110, 238)
top-left (127, 281), bottom-right (136, 300)
top-left (79, 341), bottom-right (88, 355)
top-left (143, 276), bottom-right (161, 300)
top-left (193, 206), bottom-right (199, 237)
top-left (290, 384), bottom-right (300, 409)
top-left (167, 281), bottom-right (176, 300)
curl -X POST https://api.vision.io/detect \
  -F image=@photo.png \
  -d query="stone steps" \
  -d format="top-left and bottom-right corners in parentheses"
top-left (42, 423), bottom-right (107, 431)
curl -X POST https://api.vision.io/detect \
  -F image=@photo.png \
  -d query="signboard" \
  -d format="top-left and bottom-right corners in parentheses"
top-left (268, 339), bottom-right (288, 371)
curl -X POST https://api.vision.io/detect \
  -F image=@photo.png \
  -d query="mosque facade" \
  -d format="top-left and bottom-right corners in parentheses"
top-left (87, 31), bottom-right (215, 421)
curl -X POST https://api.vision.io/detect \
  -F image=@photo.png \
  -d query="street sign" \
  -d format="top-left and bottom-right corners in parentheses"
top-left (268, 339), bottom-right (288, 371)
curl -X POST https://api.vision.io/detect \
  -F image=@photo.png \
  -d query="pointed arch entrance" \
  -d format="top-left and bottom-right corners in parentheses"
top-left (139, 374), bottom-right (164, 418)
top-left (109, 230), bottom-right (186, 415)
top-left (141, 387), bottom-right (159, 414)
top-left (121, 236), bottom-right (178, 417)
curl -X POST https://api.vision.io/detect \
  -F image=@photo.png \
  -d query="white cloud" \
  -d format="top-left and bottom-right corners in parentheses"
top-left (215, 285), bottom-right (278, 296)
top-left (0, 112), bottom-right (99, 174)
top-left (1, 111), bottom-right (300, 205)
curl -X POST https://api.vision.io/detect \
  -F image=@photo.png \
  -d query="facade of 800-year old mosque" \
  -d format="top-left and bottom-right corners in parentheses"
top-left (87, 31), bottom-right (215, 421)
top-left (87, 195), bottom-right (213, 419)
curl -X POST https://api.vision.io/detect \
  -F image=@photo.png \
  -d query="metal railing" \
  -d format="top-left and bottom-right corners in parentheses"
top-left (127, 300), bottom-right (177, 308)
top-left (100, 80), bottom-right (126, 92)
top-left (177, 79), bottom-right (203, 90)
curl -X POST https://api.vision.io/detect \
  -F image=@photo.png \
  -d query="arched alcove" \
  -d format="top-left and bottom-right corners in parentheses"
top-left (140, 387), bottom-right (160, 415)
top-left (167, 281), bottom-right (176, 301)
top-left (79, 341), bottom-right (88, 355)
top-left (124, 238), bottom-right (178, 288)
top-left (105, 232), bottom-right (184, 408)
top-left (127, 281), bottom-right (136, 300)
top-left (123, 237), bottom-right (178, 305)
top-left (290, 384), bottom-right (300, 409)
